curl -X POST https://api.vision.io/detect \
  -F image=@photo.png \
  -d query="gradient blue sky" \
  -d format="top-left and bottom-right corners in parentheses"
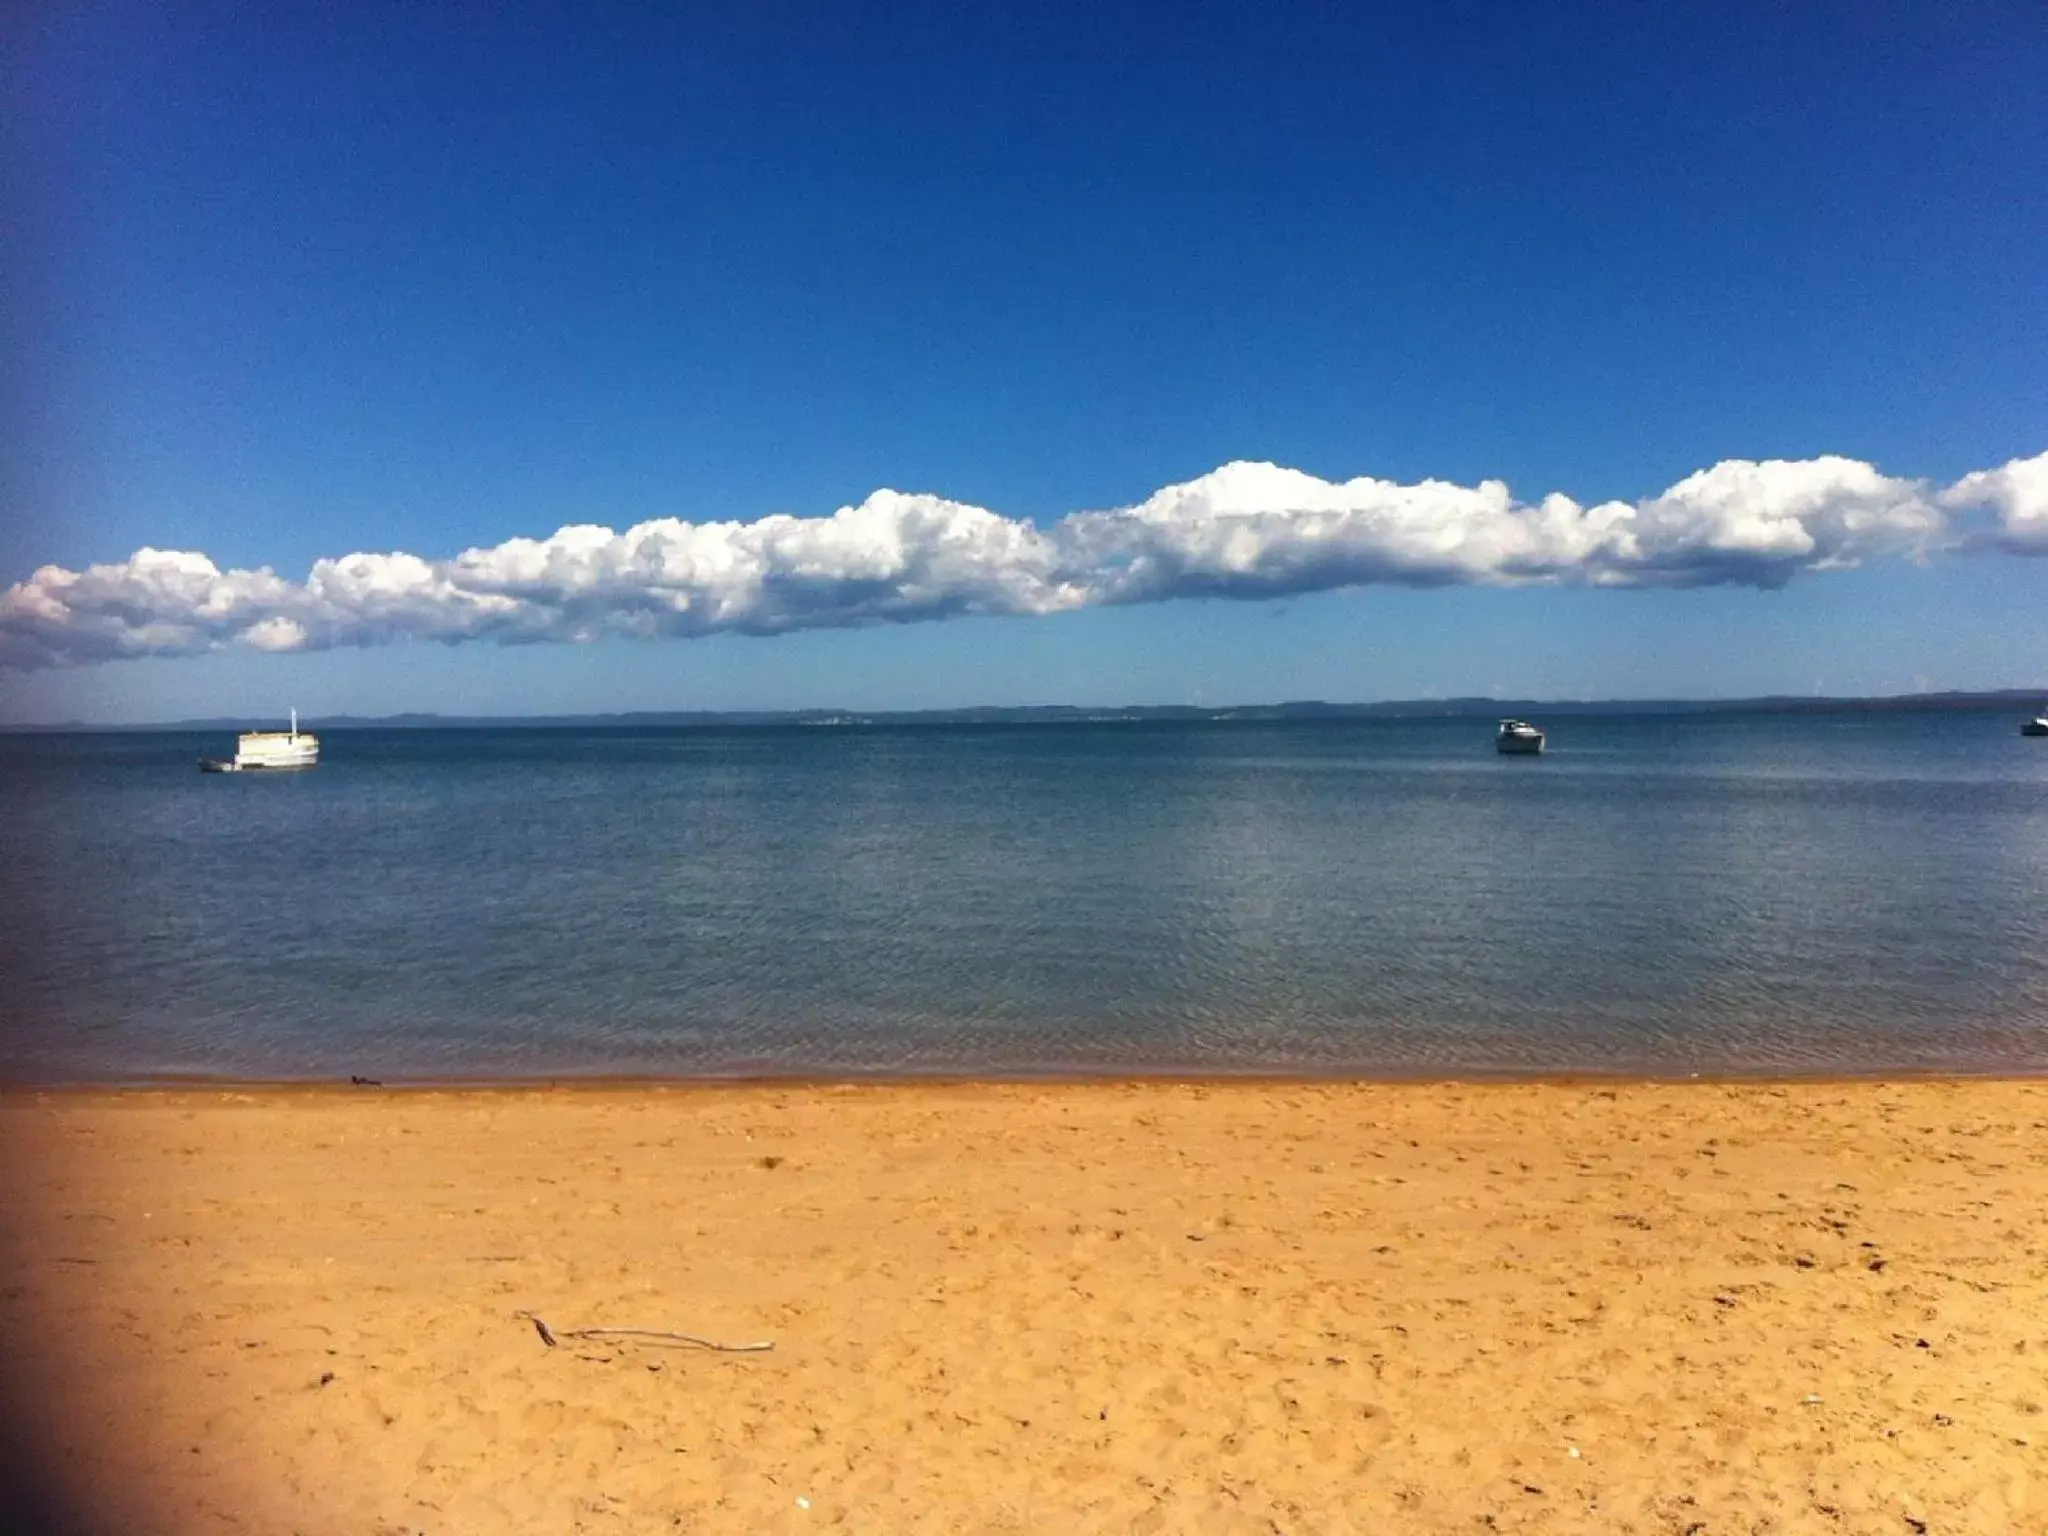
top-left (4, 0), bottom-right (2046, 721)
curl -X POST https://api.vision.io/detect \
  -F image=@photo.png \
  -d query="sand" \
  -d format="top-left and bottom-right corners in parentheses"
top-left (0, 1079), bottom-right (2044, 1534)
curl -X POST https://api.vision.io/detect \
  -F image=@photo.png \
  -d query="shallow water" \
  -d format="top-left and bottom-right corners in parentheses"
top-left (3, 712), bottom-right (2046, 1079)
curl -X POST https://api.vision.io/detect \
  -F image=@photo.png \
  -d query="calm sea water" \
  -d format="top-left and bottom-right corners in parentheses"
top-left (3, 713), bottom-right (2046, 1080)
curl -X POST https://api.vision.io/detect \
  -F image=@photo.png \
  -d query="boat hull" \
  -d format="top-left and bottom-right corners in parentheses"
top-left (200, 755), bottom-right (318, 771)
top-left (2024, 720), bottom-right (2048, 737)
top-left (1496, 737), bottom-right (1545, 754)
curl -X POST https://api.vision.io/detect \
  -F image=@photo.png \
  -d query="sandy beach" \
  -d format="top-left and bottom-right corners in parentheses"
top-left (0, 1079), bottom-right (2043, 1533)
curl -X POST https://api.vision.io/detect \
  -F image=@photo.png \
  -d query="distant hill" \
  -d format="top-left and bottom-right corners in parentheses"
top-left (8, 688), bottom-right (2045, 733)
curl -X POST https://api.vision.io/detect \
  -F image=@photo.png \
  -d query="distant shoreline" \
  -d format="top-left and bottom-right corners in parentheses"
top-left (7, 685), bottom-right (2046, 733)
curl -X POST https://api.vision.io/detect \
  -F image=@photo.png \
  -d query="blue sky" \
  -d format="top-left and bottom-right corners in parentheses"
top-left (4, 0), bottom-right (2045, 721)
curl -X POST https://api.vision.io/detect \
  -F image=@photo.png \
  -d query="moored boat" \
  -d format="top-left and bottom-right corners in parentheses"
top-left (198, 710), bottom-right (320, 771)
top-left (1496, 718), bottom-right (1545, 754)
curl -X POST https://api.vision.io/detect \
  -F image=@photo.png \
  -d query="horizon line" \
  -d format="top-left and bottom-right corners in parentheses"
top-left (7, 685), bottom-right (2046, 733)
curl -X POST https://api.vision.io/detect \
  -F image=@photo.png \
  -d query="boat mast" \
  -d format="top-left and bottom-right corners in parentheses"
top-left (290, 707), bottom-right (298, 740)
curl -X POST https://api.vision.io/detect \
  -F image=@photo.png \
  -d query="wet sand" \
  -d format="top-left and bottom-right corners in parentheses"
top-left (1, 1079), bottom-right (2043, 1533)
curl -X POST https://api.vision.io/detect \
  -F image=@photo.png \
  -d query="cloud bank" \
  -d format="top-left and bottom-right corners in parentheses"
top-left (3, 449), bottom-right (2041, 670)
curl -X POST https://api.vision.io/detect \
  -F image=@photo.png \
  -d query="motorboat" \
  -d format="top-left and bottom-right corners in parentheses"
top-left (2024, 712), bottom-right (2048, 737)
top-left (1496, 718), bottom-right (1545, 754)
top-left (200, 710), bottom-right (320, 771)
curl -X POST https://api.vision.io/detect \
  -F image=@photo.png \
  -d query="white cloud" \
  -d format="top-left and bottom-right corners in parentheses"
top-left (242, 615), bottom-right (309, 652)
top-left (0, 449), bottom-right (2023, 670)
top-left (1057, 454), bottom-right (1941, 598)
top-left (0, 550), bottom-right (303, 668)
top-left (1940, 449), bottom-right (2048, 553)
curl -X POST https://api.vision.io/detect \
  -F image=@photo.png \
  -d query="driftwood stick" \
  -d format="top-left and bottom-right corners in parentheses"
top-left (568, 1326), bottom-right (775, 1353)
top-left (514, 1311), bottom-right (771, 1353)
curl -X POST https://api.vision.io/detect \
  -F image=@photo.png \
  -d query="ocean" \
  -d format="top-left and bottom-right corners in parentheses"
top-left (3, 712), bottom-right (2045, 1080)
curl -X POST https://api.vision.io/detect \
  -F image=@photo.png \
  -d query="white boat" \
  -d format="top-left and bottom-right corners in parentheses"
top-left (2024, 713), bottom-right (2048, 737)
top-left (200, 710), bottom-right (320, 772)
top-left (1496, 718), bottom-right (1545, 754)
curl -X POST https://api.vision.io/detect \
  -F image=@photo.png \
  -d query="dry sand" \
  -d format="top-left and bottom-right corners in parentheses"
top-left (0, 1080), bottom-right (2044, 1534)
